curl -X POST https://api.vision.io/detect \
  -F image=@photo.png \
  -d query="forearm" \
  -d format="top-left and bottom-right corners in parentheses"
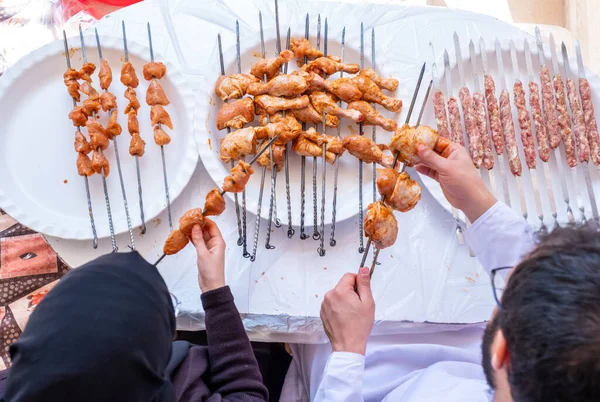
top-left (202, 286), bottom-right (268, 401)
top-left (314, 352), bottom-right (365, 402)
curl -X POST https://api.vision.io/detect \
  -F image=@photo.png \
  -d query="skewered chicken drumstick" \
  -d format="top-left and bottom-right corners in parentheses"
top-left (255, 114), bottom-right (302, 144)
top-left (292, 133), bottom-right (337, 164)
top-left (204, 188), bottom-right (226, 217)
top-left (254, 94), bottom-right (310, 115)
top-left (343, 135), bottom-right (395, 168)
top-left (150, 105), bottom-right (173, 129)
top-left (99, 60), bottom-right (112, 90)
top-left (250, 50), bottom-right (294, 80)
top-left (216, 97), bottom-right (255, 130)
top-left (347, 100), bottom-right (398, 131)
top-left (220, 127), bottom-right (258, 163)
top-left (389, 124), bottom-right (450, 166)
top-left (309, 91), bottom-right (364, 123)
top-left (290, 37), bottom-right (323, 65)
top-left (376, 168), bottom-right (421, 212)
top-left (143, 61), bottom-right (167, 80)
top-left (247, 72), bottom-right (311, 97)
top-left (364, 201), bottom-right (398, 249)
top-left (215, 74), bottom-right (261, 101)
top-left (302, 55), bottom-right (360, 77)
top-left (223, 160), bottom-right (255, 193)
top-left (302, 127), bottom-right (345, 155)
top-left (146, 80), bottom-right (170, 106)
top-left (359, 68), bottom-right (399, 91)
top-left (257, 143), bottom-right (286, 171)
top-left (120, 61), bottom-right (139, 88)
top-left (292, 105), bottom-right (339, 128)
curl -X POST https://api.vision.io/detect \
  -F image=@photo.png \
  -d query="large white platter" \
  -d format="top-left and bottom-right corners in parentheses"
top-left (420, 37), bottom-right (600, 227)
top-left (0, 35), bottom-right (197, 240)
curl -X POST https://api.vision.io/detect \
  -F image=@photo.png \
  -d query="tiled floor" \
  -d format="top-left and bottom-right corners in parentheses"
top-left (0, 209), bottom-right (70, 367)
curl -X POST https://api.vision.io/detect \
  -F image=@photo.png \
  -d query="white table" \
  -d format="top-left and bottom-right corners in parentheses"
top-left (48, 0), bottom-right (526, 343)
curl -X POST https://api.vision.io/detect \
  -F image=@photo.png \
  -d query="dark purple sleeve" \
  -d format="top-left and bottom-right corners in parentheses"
top-left (201, 286), bottom-right (269, 402)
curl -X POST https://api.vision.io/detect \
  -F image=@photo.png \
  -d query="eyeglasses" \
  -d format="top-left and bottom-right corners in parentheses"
top-left (490, 266), bottom-right (512, 309)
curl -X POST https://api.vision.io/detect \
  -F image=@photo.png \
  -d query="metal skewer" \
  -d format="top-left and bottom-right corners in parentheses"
top-left (357, 21), bottom-right (365, 254)
top-left (317, 17), bottom-right (329, 257)
top-left (299, 13), bottom-right (310, 241)
top-left (145, 22), bottom-right (174, 231)
top-left (371, 28), bottom-right (377, 203)
top-left (283, 28), bottom-right (294, 238)
top-left (524, 38), bottom-right (560, 227)
top-left (329, 27), bottom-right (346, 248)
top-left (561, 40), bottom-right (599, 221)
top-left (63, 31), bottom-right (99, 249)
top-left (95, 28), bottom-right (135, 249)
top-left (311, 14), bottom-right (322, 241)
top-left (359, 62), bottom-right (426, 269)
top-left (365, 79), bottom-right (433, 275)
top-left (154, 132), bottom-right (282, 266)
top-left (535, 28), bottom-right (575, 223)
top-left (79, 25), bottom-right (118, 252)
top-left (509, 39), bottom-right (547, 231)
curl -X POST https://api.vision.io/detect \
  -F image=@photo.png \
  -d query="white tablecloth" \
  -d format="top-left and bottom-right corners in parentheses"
top-left (47, 0), bottom-right (526, 343)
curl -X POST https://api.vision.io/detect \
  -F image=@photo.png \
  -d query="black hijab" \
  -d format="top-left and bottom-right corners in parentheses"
top-left (2, 251), bottom-right (176, 402)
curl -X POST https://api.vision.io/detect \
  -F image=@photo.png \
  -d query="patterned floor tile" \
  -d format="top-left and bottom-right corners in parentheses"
top-left (0, 234), bottom-right (58, 279)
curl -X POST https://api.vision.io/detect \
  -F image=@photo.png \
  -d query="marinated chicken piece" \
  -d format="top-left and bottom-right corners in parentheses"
top-left (247, 72), bottom-right (310, 97)
top-left (82, 96), bottom-right (101, 117)
top-left (163, 229), bottom-right (189, 255)
top-left (292, 134), bottom-right (336, 164)
top-left (216, 97), bottom-right (255, 130)
top-left (74, 131), bottom-right (91, 154)
top-left (99, 91), bottom-right (117, 112)
top-left (122, 88), bottom-right (139, 115)
top-left (76, 152), bottom-right (94, 176)
top-left (359, 68), bottom-right (398, 91)
top-left (290, 38), bottom-right (323, 65)
top-left (364, 201), bottom-right (398, 249)
top-left (291, 104), bottom-right (339, 128)
top-left (98, 60), bottom-right (112, 90)
top-left (322, 77), bottom-right (364, 103)
top-left (146, 79), bottom-right (170, 106)
top-left (179, 208), bottom-right (204, 238)
top-left (143, 61), bottom-right (167, 80)
top-left (351, 76), bottom-right (402, 112)
top-left (203, 188), bottom-right (226, 217)
top-left (302, 55), bottom-right (360, 77)
top-left (69, 106), bottom-right (87, 127)
top-left (129, 133), bottom-right (146, 157)
top-left (64, 68), bottom-right (80, 82)
top-left (150, 105), bottom-right (173, 129)
top-left (254, 94), bottom-right (310, 115)
top-left (257, 143), bottom-right (286, 171)
top-left (310, 91), bottom-right (364, 123)
top-left (88, 120), bottom-right (110, 151)
top-left (342, 135), bottom-right (395, 167)
top-left (222, 160), bottom-right (255, 193)
top-left (128, 111), bottom-right (139, 134)
top-left (302, 127), bottom-right (345, 155)
top-left (64, 68), bottom-right (81, 101)
top-left (255, 115), bottom-right (303, 144)
top-left (376, 168), bottom-right (421, 212)
top-left (250, 50), bottom-right (294, 80)
top-left (80, 81), bottom-right (99, 98)
top-left (106, 110), bottom-right (122, 138)
top-left (215, 74), bottom-right (261, 101)
top-left (220, 127), bottom-right (258, 163)
top-left (154, 125), bottom-right (171, 146)
top-left (79, 62), bottom-right (96, 83)
top-left (389, 124), bottom-right (451, 166)
top-left (91, 150), bottom-right (110, 176)
top-left (120, 61), bottom-right (139, 88)
top-left (347, 101), bottom-right (398, 131)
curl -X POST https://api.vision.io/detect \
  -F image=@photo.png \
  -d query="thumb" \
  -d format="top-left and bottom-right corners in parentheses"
top-left (190, 225), bottom-right (208, 256)
top-left (356, 267), bottom-right (373, 302)
top-left (417, 144), bottom-right (448, 172)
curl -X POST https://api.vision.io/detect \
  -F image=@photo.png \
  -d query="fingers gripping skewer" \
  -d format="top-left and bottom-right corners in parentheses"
top-left (357, 21), bottom-right (365, 254)
top-left (359, 63), bottom-right (427, 269)
top-left (153, 133), bottom-right (282, 266)
top-left (95, 28), bottom-right (136, 250)
top-left (63, 31), bottom-right (99, 249)
top-left (299, 13), bottom-right (310, 241)
top-left (283, 28), bottom-right (295, 238)
top-left (329, 27), bottom-right (346, 248)
top-left (312, 15), bottom-right (322, 242)
top-left (145, 23), bottom-right (174, 231)
top-left (317, 18), bottom-right (329, 257)
top-left (79, 25), bottom-right (118, 252)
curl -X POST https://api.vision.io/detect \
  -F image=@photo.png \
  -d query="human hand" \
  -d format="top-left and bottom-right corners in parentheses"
top-left (320, 268), bottom-right (375, 355)
top-left (414, 143), bottom-right (496, 222)
top-left (190, 219), bottom-right (226, 293)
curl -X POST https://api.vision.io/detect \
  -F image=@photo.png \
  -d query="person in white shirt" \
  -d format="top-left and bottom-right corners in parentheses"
top-left (282, 142), bottom-right (600, 402)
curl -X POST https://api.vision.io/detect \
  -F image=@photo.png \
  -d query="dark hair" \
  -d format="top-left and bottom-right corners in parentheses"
top-left (495, 223), bottom-right (600, 402)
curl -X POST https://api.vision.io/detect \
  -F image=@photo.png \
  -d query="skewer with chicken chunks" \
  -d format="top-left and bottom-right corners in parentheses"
top-left (281, 27), bottom-right (295, 239)
top-left (62, 31), bottom-right (98, 248)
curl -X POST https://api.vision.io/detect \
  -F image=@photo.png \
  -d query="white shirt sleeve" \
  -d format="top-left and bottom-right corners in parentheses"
top-left (463, 201), bottom-right (535, 275)
top-left (314, 352), bottom-right (365, 402)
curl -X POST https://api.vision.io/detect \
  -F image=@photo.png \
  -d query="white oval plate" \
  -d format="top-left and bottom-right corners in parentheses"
top-left (0, 35), bottom-right (197, 239)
